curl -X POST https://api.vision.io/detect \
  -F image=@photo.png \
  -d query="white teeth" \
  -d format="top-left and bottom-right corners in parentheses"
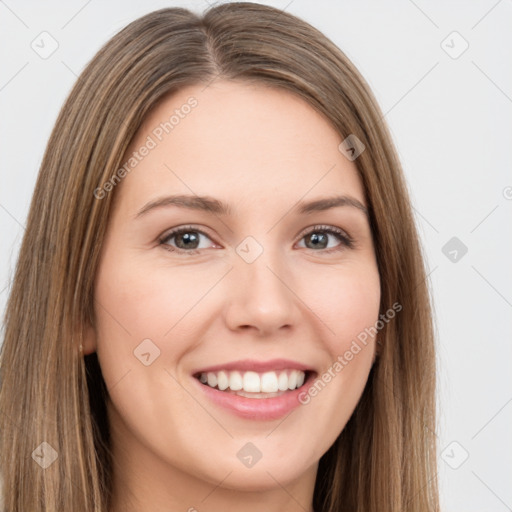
top-left (217, 371), bottom-right (229, 391)
top-left (207, 372), bottom-right (217, 388)
top-left (277, 371), bottom-right (288, 391)
top-left (288, 370), bottom-right (298, 390)
top-left (261, 371), bottom-right (278, 393)
top-left (243, 371), bottom-right (261, 392)
top-left (229, 371), bottom-right (243, 391)
top-left (198, 369), bottom-right (307, 393)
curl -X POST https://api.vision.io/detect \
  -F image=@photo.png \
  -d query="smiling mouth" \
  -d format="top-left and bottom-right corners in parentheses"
top-left (194, 369), bottom-right (313, 399)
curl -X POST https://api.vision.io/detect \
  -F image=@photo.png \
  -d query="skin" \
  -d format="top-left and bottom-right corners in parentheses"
top-left (84, 80), bottom-right (381, 512)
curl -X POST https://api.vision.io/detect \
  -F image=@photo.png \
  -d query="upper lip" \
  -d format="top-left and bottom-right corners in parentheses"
top-left (192, 358), bottom-right (314, 375)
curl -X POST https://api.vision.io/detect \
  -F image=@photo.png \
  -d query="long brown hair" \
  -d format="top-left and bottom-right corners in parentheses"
top-left (0, 3), bottom-right (439, 511)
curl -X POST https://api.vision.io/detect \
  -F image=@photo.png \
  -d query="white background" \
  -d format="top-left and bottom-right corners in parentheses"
top-left (1, 1), bottom-right (511, 510)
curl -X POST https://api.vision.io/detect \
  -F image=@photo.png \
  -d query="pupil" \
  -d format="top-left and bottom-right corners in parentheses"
top-left (307, 232), bottom-right (327, 249)
top-left (177, 232), bottom-right (199, 249)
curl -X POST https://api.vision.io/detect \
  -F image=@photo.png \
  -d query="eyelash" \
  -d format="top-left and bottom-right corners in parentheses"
top-left (158, 224), bottom-right (354, 256)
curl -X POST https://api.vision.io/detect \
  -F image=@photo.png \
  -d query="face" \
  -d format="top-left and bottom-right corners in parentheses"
top-left (85, 80), bottom-right (380, 496)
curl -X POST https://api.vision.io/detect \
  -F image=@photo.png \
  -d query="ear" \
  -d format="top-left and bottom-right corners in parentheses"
top-left (82, 321), bottom-right (98, 355)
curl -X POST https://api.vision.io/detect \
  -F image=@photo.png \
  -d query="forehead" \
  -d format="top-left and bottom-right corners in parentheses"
top-left (115, 80), bottom-right (365, 213)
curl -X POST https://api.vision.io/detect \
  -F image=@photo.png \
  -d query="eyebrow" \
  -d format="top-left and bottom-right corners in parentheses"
top-left (135, 194), bottom-right (368, 219)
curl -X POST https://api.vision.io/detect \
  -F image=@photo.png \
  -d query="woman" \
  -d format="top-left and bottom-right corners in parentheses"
top-left (0, 3), bottom-right (439, 511)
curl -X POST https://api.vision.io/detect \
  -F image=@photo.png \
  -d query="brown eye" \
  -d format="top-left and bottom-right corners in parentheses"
top-left (304, 232), bottom-right (329, 249)
top-left (173, 231), bottom-right (201, 249)
top-left (298, 225), bottom-right (354, 252)
top-left (160, 226), bottom-right (216, 254)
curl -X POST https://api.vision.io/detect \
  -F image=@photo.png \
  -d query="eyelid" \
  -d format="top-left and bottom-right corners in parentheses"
top-left (159, 224), bottom-right (213, 242)
top-left (296, 223), bottom-right (352, 242)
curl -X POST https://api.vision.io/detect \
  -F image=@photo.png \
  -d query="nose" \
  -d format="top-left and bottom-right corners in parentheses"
top-left (223, 246), bottom-right (301, 336)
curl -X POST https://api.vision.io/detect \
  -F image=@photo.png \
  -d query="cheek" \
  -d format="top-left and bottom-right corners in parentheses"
top-left (92, 254), bottom-right (230, 378)
top-left (302, 261), bottom-right (381, 349)
top-left (298, 267), bottom-right (380, 427)
top-left (100, 259), bottom-right (206, 317)
top-left (297, 262), bottom-right (380, 407)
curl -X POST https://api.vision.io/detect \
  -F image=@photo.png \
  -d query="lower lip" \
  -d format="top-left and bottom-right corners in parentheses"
top-left (193, 373), bottom-right (315, 421)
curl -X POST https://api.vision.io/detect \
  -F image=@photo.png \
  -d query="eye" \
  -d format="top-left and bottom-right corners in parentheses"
top-left (296, 224), bottom-right (354, 253)
top-left (159, 225), bottom-right (217, 255)
top-left (158, 224), bottom-right (354, 255)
